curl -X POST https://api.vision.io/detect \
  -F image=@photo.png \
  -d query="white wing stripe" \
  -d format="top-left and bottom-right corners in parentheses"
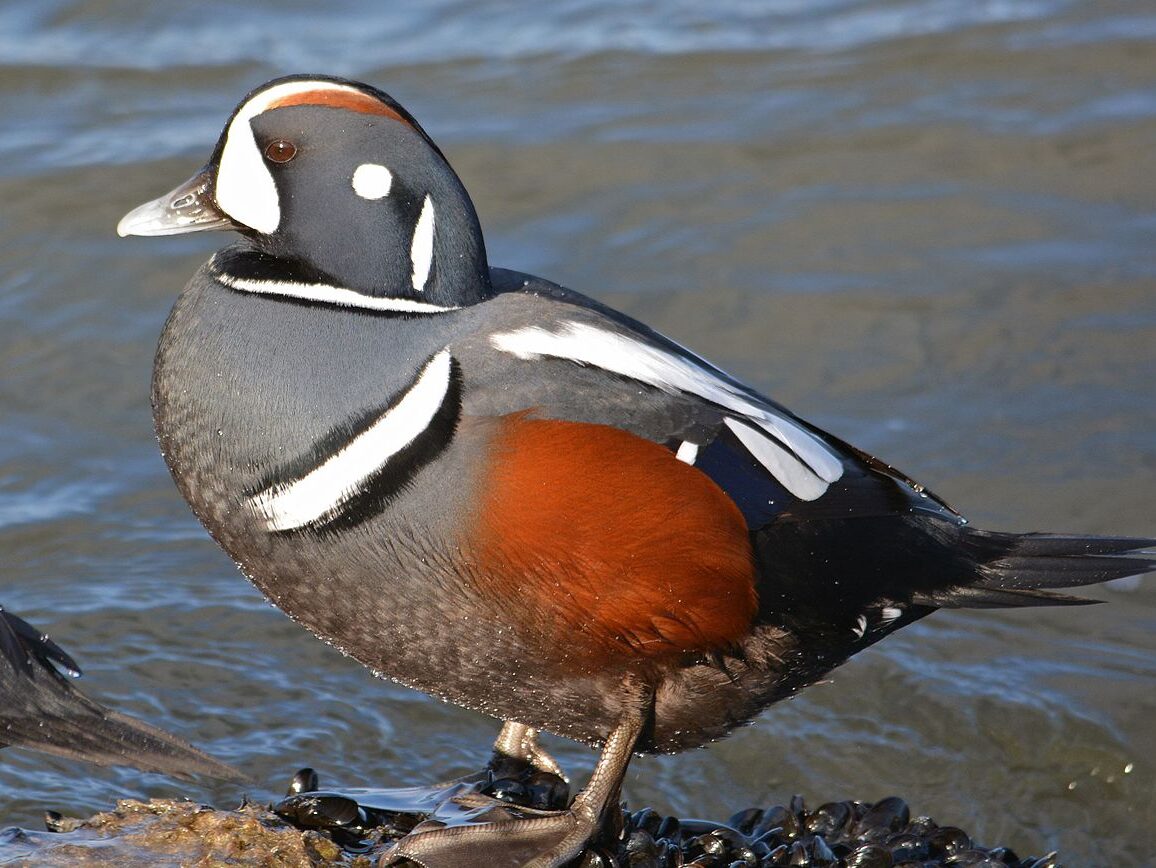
top-left (216, 269), bottom-right (458, 314)
top-left (490, 321), bottom-right (843, 486)
top-left (249, 350), bottom-right (454, 531)
top-left (724, 418), bottom-right (827, 501)
top-left (751, 414), bottom-right (842, 484)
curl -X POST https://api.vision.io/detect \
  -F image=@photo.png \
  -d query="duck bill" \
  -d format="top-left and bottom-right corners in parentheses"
top-left (117, 166), bottom-right (239, 237)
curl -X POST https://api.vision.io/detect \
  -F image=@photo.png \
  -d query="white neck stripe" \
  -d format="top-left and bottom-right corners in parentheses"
top-left (249, 350), bottom-right (455, 532)
top-left (215, 269), bottom-right (458, 314)
top-left (411, 195), bottom-right (436, 292)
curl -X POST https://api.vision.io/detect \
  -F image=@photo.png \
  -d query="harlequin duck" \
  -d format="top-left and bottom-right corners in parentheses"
top-left (118, 75), bottom-right (1154, 866)
top-left (0, 603), bottom-right (241, 780)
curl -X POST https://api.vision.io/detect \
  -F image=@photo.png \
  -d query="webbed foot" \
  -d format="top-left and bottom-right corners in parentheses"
top-left (382, 692), bottom-right (647, 868)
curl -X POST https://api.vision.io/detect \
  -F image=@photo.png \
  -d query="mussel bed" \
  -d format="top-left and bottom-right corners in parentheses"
top-left (0, 765), bottom-right (1064, 867)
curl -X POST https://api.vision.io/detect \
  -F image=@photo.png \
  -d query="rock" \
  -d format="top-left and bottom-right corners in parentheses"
top-left (0, 798), bottom-right (357, 867)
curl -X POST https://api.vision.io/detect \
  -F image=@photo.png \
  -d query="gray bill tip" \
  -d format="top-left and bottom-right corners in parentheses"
top-left (117, 168), bottom-right (236, 238)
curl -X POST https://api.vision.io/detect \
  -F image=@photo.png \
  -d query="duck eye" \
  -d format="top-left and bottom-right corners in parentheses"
top-left (264, 140), bottom-right (297, 164)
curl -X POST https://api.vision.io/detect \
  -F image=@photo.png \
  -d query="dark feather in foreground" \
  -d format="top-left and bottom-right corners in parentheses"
top-left (0, 604), bottom-right (245, 782)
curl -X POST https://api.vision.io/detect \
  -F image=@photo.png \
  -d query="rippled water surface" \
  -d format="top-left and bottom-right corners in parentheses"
top-left (1, 1), bottom-right (1153, 863)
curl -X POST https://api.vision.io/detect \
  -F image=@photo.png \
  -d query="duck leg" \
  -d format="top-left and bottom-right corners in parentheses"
top-left (492, 721), bottom-right (567, 779)
top-left (384, 679), bottom-right (651, 868)
top-left (276, 721), bottom-right (573, 839)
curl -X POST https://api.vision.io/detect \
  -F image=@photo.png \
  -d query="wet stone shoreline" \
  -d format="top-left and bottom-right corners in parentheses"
top-left (0, 763), bottom-right (1064, 867)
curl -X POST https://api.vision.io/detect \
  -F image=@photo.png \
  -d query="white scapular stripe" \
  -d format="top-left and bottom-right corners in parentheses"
top-left (489, 321), bottom-right (843, 496)
top-left (410, 195), bottom-right (436, 291)
top-left (724, 418), bottom-right (826, 501)
top-left (675, 440), bottom-right (699, 465)
top-left (249, 350), bottom-right (454, 531)
top-left (215, 268), bottom-right (458, 314)
top-left (351, 163), bottom-right (394, 200)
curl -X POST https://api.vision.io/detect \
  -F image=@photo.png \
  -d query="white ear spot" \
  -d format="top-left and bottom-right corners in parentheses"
top-left (351, 163), bottom-right (393, 200)
top-left (410, 195), bottom-right (436, 292)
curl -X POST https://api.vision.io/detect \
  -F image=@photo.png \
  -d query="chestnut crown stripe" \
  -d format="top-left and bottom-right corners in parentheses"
top-left (489, 321), bottom-right (844, 501)
top-left (214, 79), bottom-right (414, 235)
top-left (265, 88), bottom-right (416, 126)
top-left (247, 349), bottom-right (456, 532)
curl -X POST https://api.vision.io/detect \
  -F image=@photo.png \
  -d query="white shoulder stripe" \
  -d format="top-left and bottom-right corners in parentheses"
top-left (411, 195), bottom-right (436, 292)
top-left (489, 321), bottom-right (843, 491)
top-left (215, 270), bottom-right (458, 314)
top-left (249, 350), bottom-right (454, 531)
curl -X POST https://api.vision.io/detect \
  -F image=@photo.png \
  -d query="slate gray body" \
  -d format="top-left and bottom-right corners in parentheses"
top-left (154, 253), bottom-right (831, 751)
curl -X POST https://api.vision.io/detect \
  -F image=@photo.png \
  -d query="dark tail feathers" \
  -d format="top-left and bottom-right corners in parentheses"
top-left (915, 530), bottom-right (1156, 609)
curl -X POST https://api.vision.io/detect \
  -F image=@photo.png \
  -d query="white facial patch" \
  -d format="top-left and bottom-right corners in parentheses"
top-left (215, 79), bottom-right (373, 234)
top-left (351, 163), bottom-right (393, 200)
top-left (410, 195), bottom-right (435, 292)
top-left (489, 321), bottom-right (844, 501)
top-left (248, 350), bottom-right (455, 531)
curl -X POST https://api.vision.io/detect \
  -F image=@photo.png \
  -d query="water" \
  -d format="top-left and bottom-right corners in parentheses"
top-left (1, 0), bottom-right (1153, 862)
